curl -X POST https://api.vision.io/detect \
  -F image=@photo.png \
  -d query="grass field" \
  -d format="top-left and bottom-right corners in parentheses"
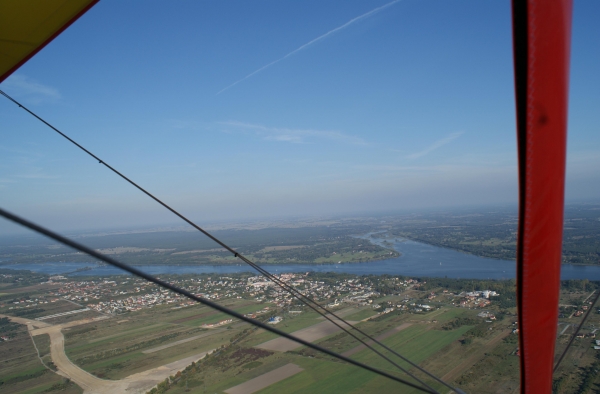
top-left (179, 303), bottom-right (269, 327)
top-left (244, 310), bottom-right (328, 347)
top-left (0, 271), bottom-right (530, 393)
top-left (0, 324), bottom-right (82, 394)
top-left (162, 306), bottom-right (476, 393)
top-left (62, 300), bottom-right (272, 379)
top-left (343, 308), bottom-right (378, 321)
top-left (551, 291), bottom-right (600, 394)
top-left (256, 324), bottom-right (471, 394)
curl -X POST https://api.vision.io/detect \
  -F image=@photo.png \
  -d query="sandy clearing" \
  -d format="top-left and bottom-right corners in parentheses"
top-left (8, 314), bottom-right (212, 393)
top-left (46, 322), bottom-right (212, 394)
top-left (259, 245), bottom-right (306, 252)
top-left (224, 363), bottom-right (304, 394)
top-left (342, 322), bottom-right (413, 357)
top-left (96, 247), bottom-right (174, 254)
top-left (142, 329), bottom-right (225, 353)
top-left (31, 315), bottom-right (110, 336)
top-left (171, 248), bottom-right (226, 255)
top-left (36, 307), bottom-right (90, 321)
top-left (1, 314), bottom-right (52, 330)
top-left (255, 319), bottom-right (358, 352)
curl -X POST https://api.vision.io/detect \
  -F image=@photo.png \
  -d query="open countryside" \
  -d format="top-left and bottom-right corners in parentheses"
top-left (1, 254), bottom-right (599, 393)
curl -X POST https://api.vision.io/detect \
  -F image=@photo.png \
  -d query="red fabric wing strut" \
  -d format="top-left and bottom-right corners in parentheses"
top-left (511, 1), bottom-right (572, 392)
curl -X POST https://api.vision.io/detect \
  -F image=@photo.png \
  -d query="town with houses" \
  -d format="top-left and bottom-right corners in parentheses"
top-left (2, 272), bottom-right (502, 321)
top-left (1, 271), bottom-right (598, 357)
top-left (1, 269), bottom-right (599, 394)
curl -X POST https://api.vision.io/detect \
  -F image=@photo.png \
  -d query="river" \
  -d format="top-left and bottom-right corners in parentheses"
top-left (1, 237), bottom-right (599, 280)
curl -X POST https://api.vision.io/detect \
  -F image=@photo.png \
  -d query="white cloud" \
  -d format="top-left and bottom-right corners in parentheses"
top-left (1, 74), bottom-right (61, 103)
top-left (217, 0), bottom-right (400, 94)
top-left (406, 131), bottom-right (464, 159)
top-left (218, 121), bottom-right (367, 145)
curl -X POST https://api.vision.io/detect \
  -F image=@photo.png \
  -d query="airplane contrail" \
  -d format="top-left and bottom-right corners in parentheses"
top-left (217, 0), bottom-right (400, 95)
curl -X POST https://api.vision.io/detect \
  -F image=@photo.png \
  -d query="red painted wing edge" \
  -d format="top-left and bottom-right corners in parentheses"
top-left (512, 1), bottom-right (573, 392)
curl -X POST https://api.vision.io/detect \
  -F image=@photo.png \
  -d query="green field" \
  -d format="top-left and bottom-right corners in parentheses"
top-left (61, 300), bottom-right (274, 379)
top-left (220, 320), bottom-right (471, 394)
top-left (0, 323), bottom-right (82, 394)
top-left (344, 308), bottom-right (378, 321)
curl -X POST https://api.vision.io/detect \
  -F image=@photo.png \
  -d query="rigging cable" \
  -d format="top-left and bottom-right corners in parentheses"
top-left (0, 89), bottom-right (460, 393)
top-left (553, 288), bottom-right (600, 372)
top-left (0, 206), bottom-right (435, 394)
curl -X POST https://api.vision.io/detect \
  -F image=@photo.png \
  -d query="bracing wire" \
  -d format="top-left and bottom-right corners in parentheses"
top-left (236, 253), bottom-right (457, 392)
top-left (0, 89), bottom-right (461, 393)
top-left (554, 288), bottom-right (600, 372)
top-left (0, 207), bottom-right (436, 394)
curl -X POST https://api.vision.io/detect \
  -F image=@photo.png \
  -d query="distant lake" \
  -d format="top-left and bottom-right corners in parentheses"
top-left (1, 238), bottom-right (599, 280)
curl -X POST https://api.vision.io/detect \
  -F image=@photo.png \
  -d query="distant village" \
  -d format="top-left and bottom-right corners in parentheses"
top-left (2, 272), bottom-right (501, 318)
top-left (1, 271), bottom-right (599, 354)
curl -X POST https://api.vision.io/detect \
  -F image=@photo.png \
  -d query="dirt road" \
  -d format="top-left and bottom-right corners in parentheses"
top-left (5, 314), bottom-right (212, 394)
top-left (43, 325), bottom-right (212, 393)
top-left (0, 313), bottom-right (51, 330)
top-left (45, 326), bottom-right (107, 391)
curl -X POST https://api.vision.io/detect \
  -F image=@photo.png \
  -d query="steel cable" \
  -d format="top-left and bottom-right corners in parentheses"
top-left (1, 89), bottom-right (461, 392)
top-left (0, 207), bottom-right (436, 393)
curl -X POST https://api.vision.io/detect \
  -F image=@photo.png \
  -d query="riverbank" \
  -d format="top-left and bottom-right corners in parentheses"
top-left (2, 238), bottom-right (600, 280)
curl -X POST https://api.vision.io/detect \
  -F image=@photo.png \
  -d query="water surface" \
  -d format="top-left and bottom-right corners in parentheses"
top-left (1, 238), bottom-right (599, 280)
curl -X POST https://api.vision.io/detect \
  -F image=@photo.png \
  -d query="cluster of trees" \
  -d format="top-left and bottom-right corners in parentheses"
top-left (442, 317), bottom-right (479, 330)
top-left (561, 279), bottom-right (598, 292)
top-left (0, 317), bottom-right (21, 339)
top-left (0, 269), bottom-right (48, 286)
top-left (561, 205), bottom-right (600, 265)
top-left (388, 209), bottom-right (518, 261)
top-left (251, 237), bottom-right (396, 265)
top-left (552, 355), bottom-right (600, 394)
top-left (0, 367), bottom-right (46, 387)
top-left (386, 204), bottom-right (600, 265)
top-left (418, 277), bottom-right (516, 293)
top-left (44, 378), bottom-right (72, 392)
top-left (11, 308), bottom-right (46, 317)
top-left (575, 359), bottom-right (600, 393)
top-left (1, 226), bottom-right (360, 266)
top-left (148, 329), bottom-right (277, 394)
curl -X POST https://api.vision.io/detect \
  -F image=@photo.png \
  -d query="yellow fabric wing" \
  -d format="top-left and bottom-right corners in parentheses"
top-left (0, 0), bottom-right (98, 82)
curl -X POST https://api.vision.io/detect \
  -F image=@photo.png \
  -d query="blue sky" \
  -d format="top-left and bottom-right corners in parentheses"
top-left (1, 0), bottom-right (599, 234)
